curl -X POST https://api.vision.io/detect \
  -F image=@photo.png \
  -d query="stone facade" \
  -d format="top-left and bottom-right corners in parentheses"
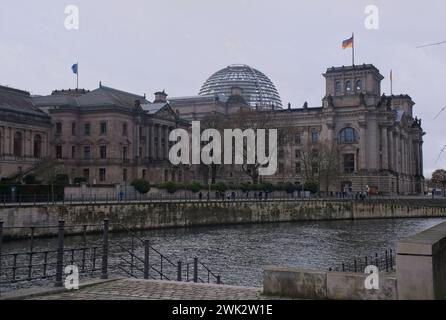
top-left (171, 64), bottom-right (425, 195)
top-left (0, 63), bottom-right (425, 194)
top-left (31, 86), bottom-right (190, 185)
top-left (0, 85), bottom-right (52, 180)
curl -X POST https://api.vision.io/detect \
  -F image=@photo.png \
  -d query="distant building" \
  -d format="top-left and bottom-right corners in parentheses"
top-left (170, 63), bottom-right (425, 195)
top-left (31, 85), bottom-right (189, 185)
top-left (0, 62), bottom-right (425, 194)
top-left (0, 85), bottom-right (51, 180)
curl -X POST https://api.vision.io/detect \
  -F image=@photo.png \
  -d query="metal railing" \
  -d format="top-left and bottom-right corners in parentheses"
top-left (0, 219), bottom-right (222, 296)
top-left (328, 249), bottom-right (396, 273)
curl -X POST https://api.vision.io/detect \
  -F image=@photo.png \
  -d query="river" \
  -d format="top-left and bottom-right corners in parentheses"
top-left (2, 217), bottom-right (444, 289)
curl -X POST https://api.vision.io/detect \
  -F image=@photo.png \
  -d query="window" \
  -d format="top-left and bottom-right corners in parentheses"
top-left (83, 146), bottom-right (91, 159)
top-left (99, 168), bottom-right (106, 182)
top-left (122, 123), bottom-right (128, 136)
top-left (335, 81), bottom-right (342, 94)
top-left (123, 169), bottom-right (128, 182)
top-left (339, 127), bottom-right (358, 144)
top-left (164, 170), bottom-right (169, 182)
top-left (345, 80), bottom-right (352, 92)
top-left (139, 147), bottom-right (143, 158)
top-left (142, 169), bottom-right (146, 180)
top-left (71, 146), bottom-right (76, 159)
top-left (55, 145), bottom-right (62, 159)
top-left (295, 133), bottom-right (301, 145)
top-left (84, 123), bottom-right (91, 136)
top-left (122, 146), bottom-right (128, 162)
top-left (311, 129), bottom-right (319, 144)
top-left (100, 145), bottom-right (107, 159)
top-left (312, 162), bottom-right (319, 173)
top-left (356, 79), bottom-right (363, 91)
top-left (83, 169), bottom-right (90, 179)
top-left (295, 149), bottom-right (301, 159)
top-left (33, 135), bottom-right (42, 158)
top-left (14, 132), bottom-right (23, 157)
top-left (343, 154), bottom-right (355, 173)
top-left (295, 162), bottom-right (301, 175)
top-left (55, 122), bottom-right (62, 135)
top-left (100, 122), bottom-right (107, 135)
top-left (71, 123), bottom-right (76, 136)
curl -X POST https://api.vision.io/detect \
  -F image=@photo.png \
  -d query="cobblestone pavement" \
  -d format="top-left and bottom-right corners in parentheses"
top-left (29, 279), bottom-right (283, 300)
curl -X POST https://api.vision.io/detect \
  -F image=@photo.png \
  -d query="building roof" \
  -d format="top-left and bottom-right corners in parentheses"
top-left (199, 64), bottom-right (282, 108)
top-left (0, 85), bottom-right (50, 118)
top-left (33, 85), bottom-right (149, 110)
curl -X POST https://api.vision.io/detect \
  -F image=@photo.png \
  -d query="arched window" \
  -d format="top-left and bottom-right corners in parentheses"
top-left (335, 81), bottom-right (342, 94)
top-left (345, 80), bottom-right (352, 92)
top-left (356, 80), bottom-right (363, 91)
top-left (33, 135), bottom-right (42, 158)
top-left (14, 131), bottom-right (23, 157)
top-left (339, 127), bottom-right (358, 144)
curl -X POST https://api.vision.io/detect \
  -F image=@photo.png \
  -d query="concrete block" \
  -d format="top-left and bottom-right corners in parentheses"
top-left (327, 271), bottom-right (397, 300)
top-left (263, 267), bottom-right (327, 299)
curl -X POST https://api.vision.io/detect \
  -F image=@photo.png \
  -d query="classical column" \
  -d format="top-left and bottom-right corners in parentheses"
top-left (165, 126), bottom-right (170, 160)
top-left (381, 127), bottom-right (388, 170)
top-left (145, 125), bottom-right (150, 159)
top-left (157, 125), bottom-right (162, 160)
top-left (358, 122), bottom-right (367, 170)
top-left (9, 127), bottom-right (13, 155)
top-left (150, 125), bottom-right (154, 160)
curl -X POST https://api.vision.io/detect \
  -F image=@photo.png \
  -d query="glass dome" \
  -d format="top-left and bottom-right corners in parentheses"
top-left (199, 64), bottom-right (282, 109)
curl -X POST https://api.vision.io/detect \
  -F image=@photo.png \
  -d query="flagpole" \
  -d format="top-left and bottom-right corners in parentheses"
top-left (76, 62), bottom-right (79, 90)
top-left (352, 33), bottom-right (355, 66)
top-left (389, 70), bottom-right (393, 95)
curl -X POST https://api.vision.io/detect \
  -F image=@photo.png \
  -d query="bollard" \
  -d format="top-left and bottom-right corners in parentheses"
top-left (193, 257), bottom-right (198, 283)
top-left (0, 221), bottom-right (3, 295)
top-left (144, 240), bottom-right (150, 279)
top-left (55, 220), bottom-right (65, 287)
top-left (101, 219), bottom-right (109, 279)
top-left (177, 261), bottom-right (182, 282)
top-left (216, 275), bottom-right (221, 285)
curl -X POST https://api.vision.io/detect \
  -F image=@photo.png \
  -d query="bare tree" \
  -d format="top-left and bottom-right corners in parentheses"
top-left (432, 169), bottom-right (446, 197)
top-left (300, 139), bottom-right (340, 192)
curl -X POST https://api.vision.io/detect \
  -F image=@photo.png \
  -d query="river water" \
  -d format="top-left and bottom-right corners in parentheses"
top-left (2, 217), bottom-right (445, 289)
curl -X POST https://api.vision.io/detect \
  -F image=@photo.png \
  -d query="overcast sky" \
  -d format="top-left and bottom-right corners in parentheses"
top-left (0, 0), bottom-right (445, 177)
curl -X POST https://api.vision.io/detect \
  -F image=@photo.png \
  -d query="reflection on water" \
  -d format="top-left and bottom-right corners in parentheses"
top-left (3, 217), bottom-right (445, 287)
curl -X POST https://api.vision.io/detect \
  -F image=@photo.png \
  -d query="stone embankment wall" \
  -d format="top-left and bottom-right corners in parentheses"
top-left (1, 199), bottom-right (445, 238)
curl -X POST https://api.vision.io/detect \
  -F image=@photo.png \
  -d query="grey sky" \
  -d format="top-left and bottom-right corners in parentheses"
top-left (0, 0), bottom-right (445, 176)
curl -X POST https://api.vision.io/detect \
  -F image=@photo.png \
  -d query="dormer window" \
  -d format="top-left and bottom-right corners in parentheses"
top-left (356, 80), bottom-right (363, 91)
top-left (345, 81), bottom-right (352, 92)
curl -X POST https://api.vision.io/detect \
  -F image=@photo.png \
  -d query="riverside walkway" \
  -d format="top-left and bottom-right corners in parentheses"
top-left (2, 278), bottom-right (282, 300)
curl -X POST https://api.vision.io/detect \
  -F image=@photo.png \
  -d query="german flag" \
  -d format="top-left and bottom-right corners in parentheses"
top-left (342, 34), bottom-right (354, 49)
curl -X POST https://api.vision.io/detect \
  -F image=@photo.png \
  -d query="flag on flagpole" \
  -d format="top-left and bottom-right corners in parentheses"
top-left (342, 34), bottom-right (354, 49)
top-left (71, 63), bottom-right (78, 75)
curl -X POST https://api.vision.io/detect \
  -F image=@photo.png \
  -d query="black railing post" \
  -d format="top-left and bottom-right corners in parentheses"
top-left (55, 220), bottom-right (65, 287)
top-left (144, 240), bottom-right (150, 279)
top-left (0, 221), bottom-right (3, 295)
top-left (217, 275), bottom-right (221, 285)
top-left (177, 261), bottom-right (182, 281)
top-left (193, 257), bottom-right (198, 283)
top-left (390, 249), bottom-right (394, 270)
top-left (101, 219), bottom-right (109, 279)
